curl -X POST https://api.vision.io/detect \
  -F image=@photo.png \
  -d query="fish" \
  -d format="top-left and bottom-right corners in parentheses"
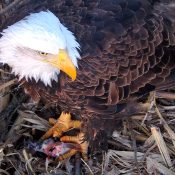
top-left (28, 138), bottom-right (81, 158)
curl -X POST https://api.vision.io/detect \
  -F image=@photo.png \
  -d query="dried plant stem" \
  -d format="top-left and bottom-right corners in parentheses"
top-left (0, 78), bottom-right (17, 91)
top-left (153, 92), bottom-right (175, 148)
top-left (81, 158), bottom-right (94, 175)
top-left (155, 105), bottom-right (175, 147)
top-left (23, 149), bottom-right (36, 175)
top-left (151, 127), bottom-right (172, 168)
top-left (0, 0), bottom-right (29, 15)
top-left (0, 169), bottom-right (10, 175)
top-left (75, 153), bottom-right (81, 175)
top-left (156, 91), bottom-right (175, 100)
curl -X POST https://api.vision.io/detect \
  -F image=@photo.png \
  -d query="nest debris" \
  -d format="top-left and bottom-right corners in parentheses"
top-left (0, 67), bottom-right (175, 175)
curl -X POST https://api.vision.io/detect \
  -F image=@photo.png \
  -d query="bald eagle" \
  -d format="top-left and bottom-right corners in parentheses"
top-left (0, 0), bottom-right (175, 147)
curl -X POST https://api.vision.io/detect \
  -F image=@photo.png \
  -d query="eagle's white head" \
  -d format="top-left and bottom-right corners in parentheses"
top-left (0, 11), bottom-right (80, 86)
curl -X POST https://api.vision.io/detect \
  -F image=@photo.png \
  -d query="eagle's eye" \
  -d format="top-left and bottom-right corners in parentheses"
top-left (38, 51), bottom-right (48, 56)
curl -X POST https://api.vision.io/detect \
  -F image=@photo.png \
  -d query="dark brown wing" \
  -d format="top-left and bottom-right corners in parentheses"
top-left (44, 0), bottom-right (175, 114)
top-left (52, 0), bottom-right (175, 142)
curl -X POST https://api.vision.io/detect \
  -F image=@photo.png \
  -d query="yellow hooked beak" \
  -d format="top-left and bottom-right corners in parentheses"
top-left (43, 49), bottom-right (76, 81)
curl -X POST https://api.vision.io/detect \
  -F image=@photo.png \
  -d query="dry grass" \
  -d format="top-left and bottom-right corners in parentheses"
top-left (1, 68), bottom-right (175, 174)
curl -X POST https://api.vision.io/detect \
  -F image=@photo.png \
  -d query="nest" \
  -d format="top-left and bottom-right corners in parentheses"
top-left (1, 70), bottom-right (175, 174)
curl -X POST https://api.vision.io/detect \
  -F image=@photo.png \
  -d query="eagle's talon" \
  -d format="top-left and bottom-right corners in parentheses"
top-left (60, 133), bottom-right (88, 160)
top-left (41, 112), bottom-right (82, 140)
top-left (40, 112), bottom-right (87, 160)
top-left (48, 118), bottom-right (57, 125)
top-left (57, 149), bottom-right (78, 161)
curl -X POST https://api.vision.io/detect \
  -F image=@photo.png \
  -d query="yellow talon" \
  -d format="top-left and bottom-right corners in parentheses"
top-left (48, 118), bottom-right (57, 125)
top-left (40, 112), bottom-right (88, 160)
top-left (41, 112), bottom-right (81, 140)
top-left (60, 133), bottom-right (88, 160)
top-left (57, 149), bottom-right (78, 161)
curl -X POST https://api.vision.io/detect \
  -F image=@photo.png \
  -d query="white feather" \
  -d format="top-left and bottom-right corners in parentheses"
top-left (0, 11), bottom-right (81, 86)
